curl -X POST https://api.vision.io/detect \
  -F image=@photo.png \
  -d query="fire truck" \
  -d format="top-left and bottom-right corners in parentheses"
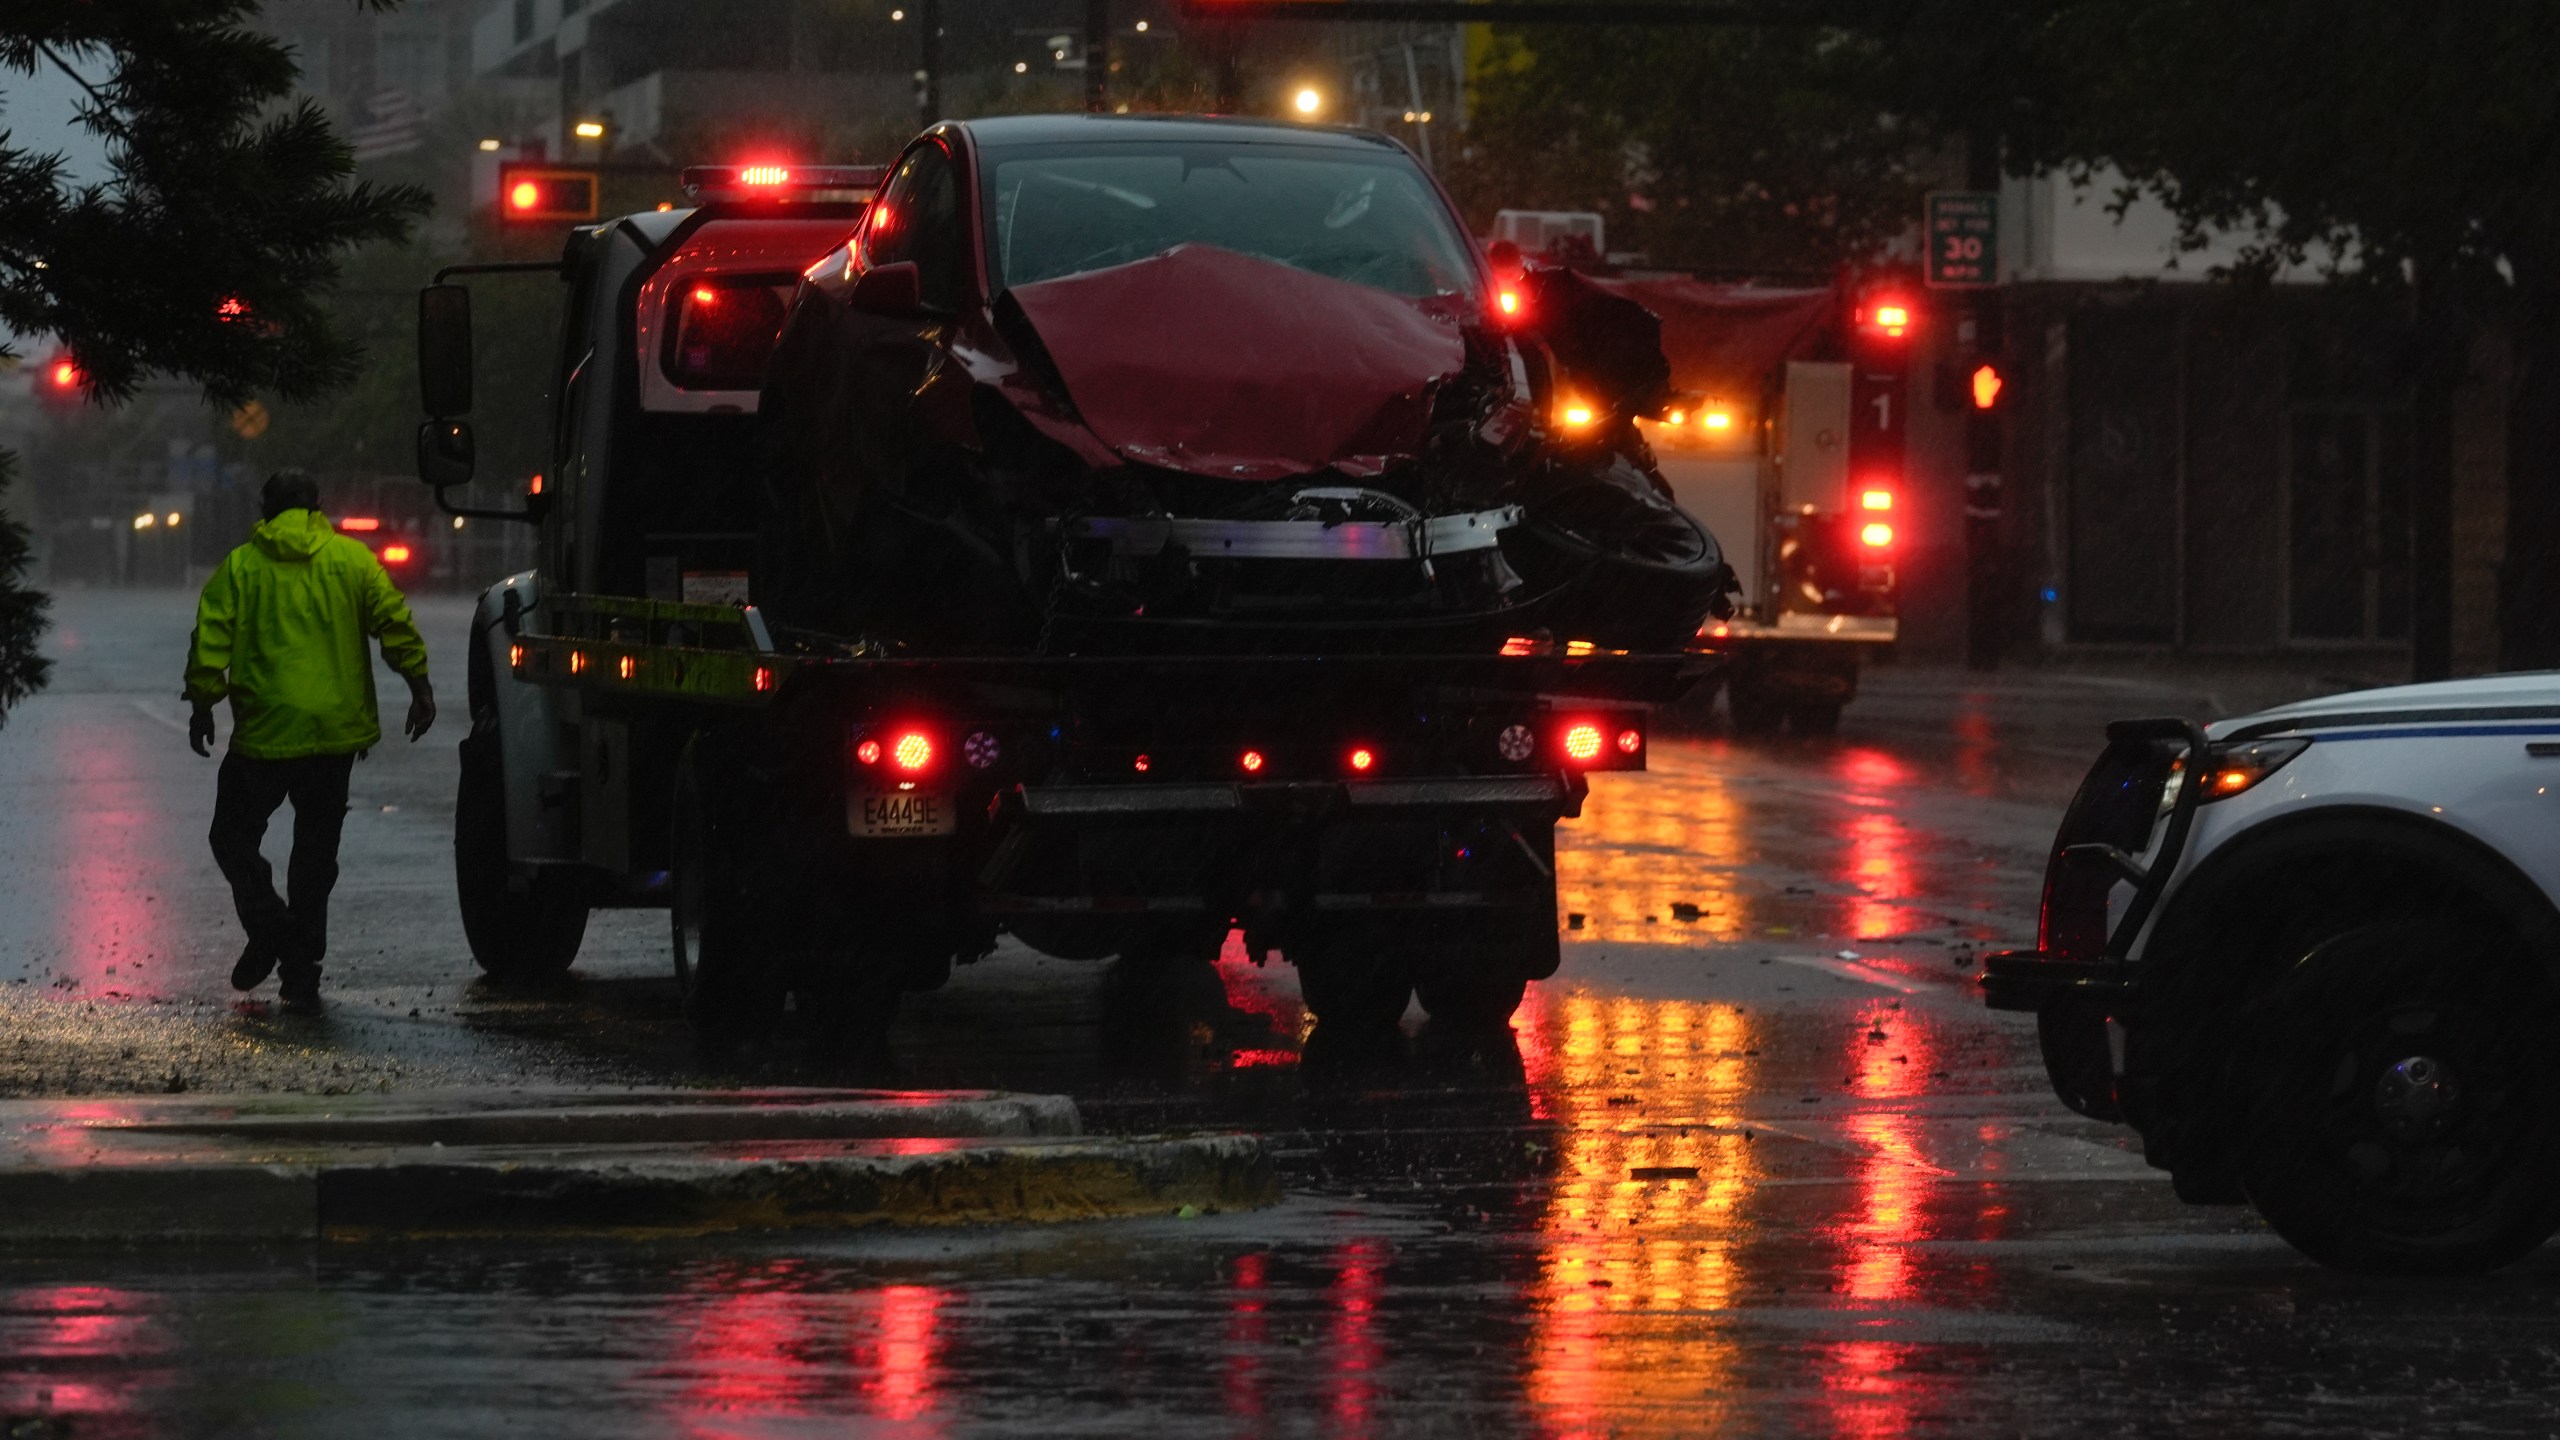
top-left (1495, 211), bottom-right (1910, 735)
top-left (418, 124), bottom-right (1719, 1053)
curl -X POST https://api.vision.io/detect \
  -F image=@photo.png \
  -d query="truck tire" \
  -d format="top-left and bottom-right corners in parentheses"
top-left (2236, 919), bottom-right (2560, 1274)
top-left (1727, 677), bottom-right (1783, 736)
top-left (455, 722), bottom-right (587, 981)
top-left (671, 748), bottom-right (785, 1052)
top-left (1414, 966), bottom-right (1528, 1032)
top-left (1293, 941), bottom-right (1414, 1034)
top-left (1789, 701), bottom-right (1843, 736)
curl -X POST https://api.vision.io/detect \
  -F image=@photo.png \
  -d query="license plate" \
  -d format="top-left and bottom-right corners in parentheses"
top-left (850, 788), bottom-right (954, 839)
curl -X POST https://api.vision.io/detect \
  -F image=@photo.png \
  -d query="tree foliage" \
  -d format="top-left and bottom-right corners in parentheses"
top-left (1445, 22), bottom-right (1938, 274)
top-left (0, 1), bottom-right (427, 727)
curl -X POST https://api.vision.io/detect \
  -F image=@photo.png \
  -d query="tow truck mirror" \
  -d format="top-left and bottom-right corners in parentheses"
top-left (849, 261), bottom-right (924, 317)
top-left (418, 284), bottom-right (474, 418)
top-left (415, 418), bottom-right (476, 489)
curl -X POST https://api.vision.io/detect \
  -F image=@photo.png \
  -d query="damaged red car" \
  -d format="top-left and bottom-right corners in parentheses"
top-left (759, 115), bottom-right (1735, 654)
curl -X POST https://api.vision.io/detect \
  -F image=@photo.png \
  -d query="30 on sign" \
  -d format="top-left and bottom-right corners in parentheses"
top-left (1926, 192), bottom-right (1997, 288)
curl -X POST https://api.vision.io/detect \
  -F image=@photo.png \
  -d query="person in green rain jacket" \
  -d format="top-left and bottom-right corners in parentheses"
top-left (183, 471), bottom-right (435, 1015)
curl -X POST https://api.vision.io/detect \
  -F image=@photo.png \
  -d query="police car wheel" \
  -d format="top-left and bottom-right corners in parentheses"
top-left (2238, 919), bottom-right (2560, 1274)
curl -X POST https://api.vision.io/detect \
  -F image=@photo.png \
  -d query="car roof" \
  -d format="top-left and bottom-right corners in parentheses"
top-left (953, 113), bottom-right (1412, 156)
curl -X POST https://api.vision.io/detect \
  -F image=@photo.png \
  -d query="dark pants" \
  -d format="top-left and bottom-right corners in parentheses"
top-left (209, 751), bottom-right (355, 970)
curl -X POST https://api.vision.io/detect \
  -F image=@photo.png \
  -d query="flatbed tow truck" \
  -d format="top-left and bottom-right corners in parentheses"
top-left (416, 130), bottom-right (1715, 1052)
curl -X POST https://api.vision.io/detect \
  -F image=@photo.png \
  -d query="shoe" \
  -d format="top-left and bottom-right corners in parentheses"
top-left (231, 941), bottom-right (278, 992)
top-left (278, 965), bottom-right (324, 1017)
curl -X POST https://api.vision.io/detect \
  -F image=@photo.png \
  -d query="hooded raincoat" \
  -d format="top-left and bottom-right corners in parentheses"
top-left (183, 510), bottom-right (430, 759)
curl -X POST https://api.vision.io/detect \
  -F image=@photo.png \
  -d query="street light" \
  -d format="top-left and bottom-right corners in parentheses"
top-left (1292, 86), bottom-right (1322, 117)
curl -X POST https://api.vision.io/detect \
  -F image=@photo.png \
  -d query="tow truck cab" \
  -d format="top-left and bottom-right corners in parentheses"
top-left (418, 153), bottom-right (1701, 1048)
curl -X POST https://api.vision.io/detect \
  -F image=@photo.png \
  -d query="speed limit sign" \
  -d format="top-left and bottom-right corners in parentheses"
top-left (1926, 192), bottom-right (1998, 288)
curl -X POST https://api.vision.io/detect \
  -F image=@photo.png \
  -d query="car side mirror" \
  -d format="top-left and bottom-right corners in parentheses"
top-left (416, 418), bottom-right (476, 489)
top-left (418, 284), bottom-right (473, 418)
top-left (849, 261), bottom-right (923, 317)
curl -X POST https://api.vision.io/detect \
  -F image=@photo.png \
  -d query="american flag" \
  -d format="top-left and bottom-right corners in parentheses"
top-left (348, 88), bottom-right (428, 165)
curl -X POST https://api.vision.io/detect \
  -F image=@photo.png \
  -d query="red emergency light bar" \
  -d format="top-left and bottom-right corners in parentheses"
top-left (679, 164), bottom-right (888, 204)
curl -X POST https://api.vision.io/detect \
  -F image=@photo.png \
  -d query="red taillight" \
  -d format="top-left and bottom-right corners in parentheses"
top-left (508, 643), bottom-right (524, 670)
top-left (1134, 753), bottom-right (1152, 773)
top-left (1873, 304), bottom-right (1909, 333)
top-left (892, 731), bottom-right (933, 772)
top-left (691, 286), bottom-right (718, 305)
top-left (615, 654), bottom-right (635, 679)
top-left (569, 650), bottom-right (589, 675)
top-left (1861, 523), bottom-right (1894, 548)
top-left (1348, 746), bottom-right (1376, 773)
top-left (752, 666), bottom-right (773, 693)
top-left (1616, 728), bottom-right (1642, 755)
top-left (381, 543), bottom-right (413, 563)
top-left (341, 517), bottom-right (381, 532)
top-left (1241, 749), bottom-right (1266, 774)
top-left (528, 473), bottom-right (545, 495)
top-left (1562, 723), bottom-right (1603, 762)
top-left (856, 739), bottom-right (882, 765)
top-left (1860, 489), bottom-right (1893, 512)
top-left (509, 180), bottom-right (540, 211)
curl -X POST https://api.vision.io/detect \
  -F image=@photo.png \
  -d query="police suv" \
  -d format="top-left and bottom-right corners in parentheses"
top-left (1985, 675), bottom-right (2560, 1273)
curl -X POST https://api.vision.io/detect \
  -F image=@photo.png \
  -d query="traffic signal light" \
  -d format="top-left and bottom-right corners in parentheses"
top-left (32, 353), bottom-right (82, 410)
top-left (1970, 361), bottom-right (2004, 410)
top-left (498, 164), bottom-right (599, 222)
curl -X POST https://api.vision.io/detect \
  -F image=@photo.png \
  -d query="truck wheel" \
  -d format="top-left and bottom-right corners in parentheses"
top-left (1414, 966), bottom-right (1528, 1032)
top-left (1727, 679), bottom-right (1783, 736)
top-left (2237, 919), bottom-right (2560, 1274)
top-left (1293, 943), bottom-right (1414, 1034)
top-left (671, 750), bottom-right (784, 1051)
top-left (455, 722), bottom-right (587, 981)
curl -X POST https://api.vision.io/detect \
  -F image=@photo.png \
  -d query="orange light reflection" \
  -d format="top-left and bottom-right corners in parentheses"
top-left (1553, 739), bottom-right (1748, 943)
top-left (1526, 990), bottom-right (1756, 1435)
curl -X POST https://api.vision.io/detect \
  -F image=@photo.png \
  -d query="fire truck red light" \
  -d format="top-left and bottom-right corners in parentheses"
top-left (380, 544), bottom-right (413, 563)
top-left (1861, 522), bottom-right (1895, 548)
top-left (1617, 728), bottom-right (1642, 754)
top-left (509, 181), bottom-right (540, 211)
top-left (340, 516), bottom-right (381, 532)
top-left (1240, 749), bottom-right (1265, 773)
top-left (856, 739), bottom-right (882, 765)
top-left (1562, 724), bottom-right (1603, 762)
top-left (1496, 289), bottom-right (1521, 316)
top-left (892, 732), bottom-right (933, 771)
top-left (740, 165), bottom-right (791, 186)
top-left (1860, 489), bottom-right (1893, 511)
top-left (1348, 747), bottom-right (1376, 772)
top-left (691, 286), bottom-right (718, 305)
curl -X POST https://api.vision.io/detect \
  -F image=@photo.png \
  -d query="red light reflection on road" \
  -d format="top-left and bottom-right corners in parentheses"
top-left (1225, 1251), bottom-right (1267, 1420)
top-left (863, 1284), bottom-right (941, 1424)
top-left (45, 708), bottom-right (180, 994)
top-left (1216, 927), bottom-right (1312, 1067)
top-left (1821, 1338), bottom-right (1918, 1440)
top-left (1330, 1240), bottom-right (1382, 1433)
top-left (1835, 749), bottom-right (1921, 940)
top-left (0, 1285), bottom-right (169, 1420)
top-left (660, 1269), bottom-right (946, 1435)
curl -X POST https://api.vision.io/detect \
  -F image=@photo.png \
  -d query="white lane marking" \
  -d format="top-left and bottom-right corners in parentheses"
top-left (1768, 952), bottom-right (1924, 993)
top-left (128, 698), bottom-right (189, 734)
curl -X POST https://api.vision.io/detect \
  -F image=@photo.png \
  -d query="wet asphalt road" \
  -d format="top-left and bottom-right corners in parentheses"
top-left (9, 588), bottom-right (2558, 1437)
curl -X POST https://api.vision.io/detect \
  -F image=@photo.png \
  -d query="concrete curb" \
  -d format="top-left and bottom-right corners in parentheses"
top-left (0, 1089), bottom-right (1277, 1241)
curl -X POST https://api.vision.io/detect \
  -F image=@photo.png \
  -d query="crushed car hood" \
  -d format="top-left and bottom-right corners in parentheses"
top-left (1003, 243), bottom-right (1469, 481)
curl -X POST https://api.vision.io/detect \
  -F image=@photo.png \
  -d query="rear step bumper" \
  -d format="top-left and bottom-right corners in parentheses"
top-left (1018, 774), bottom-right (1577, 819)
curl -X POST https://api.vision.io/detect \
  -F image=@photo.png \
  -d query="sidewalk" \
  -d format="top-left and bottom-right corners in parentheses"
top-left (0, 1088), bottom-right (1275, 1242)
